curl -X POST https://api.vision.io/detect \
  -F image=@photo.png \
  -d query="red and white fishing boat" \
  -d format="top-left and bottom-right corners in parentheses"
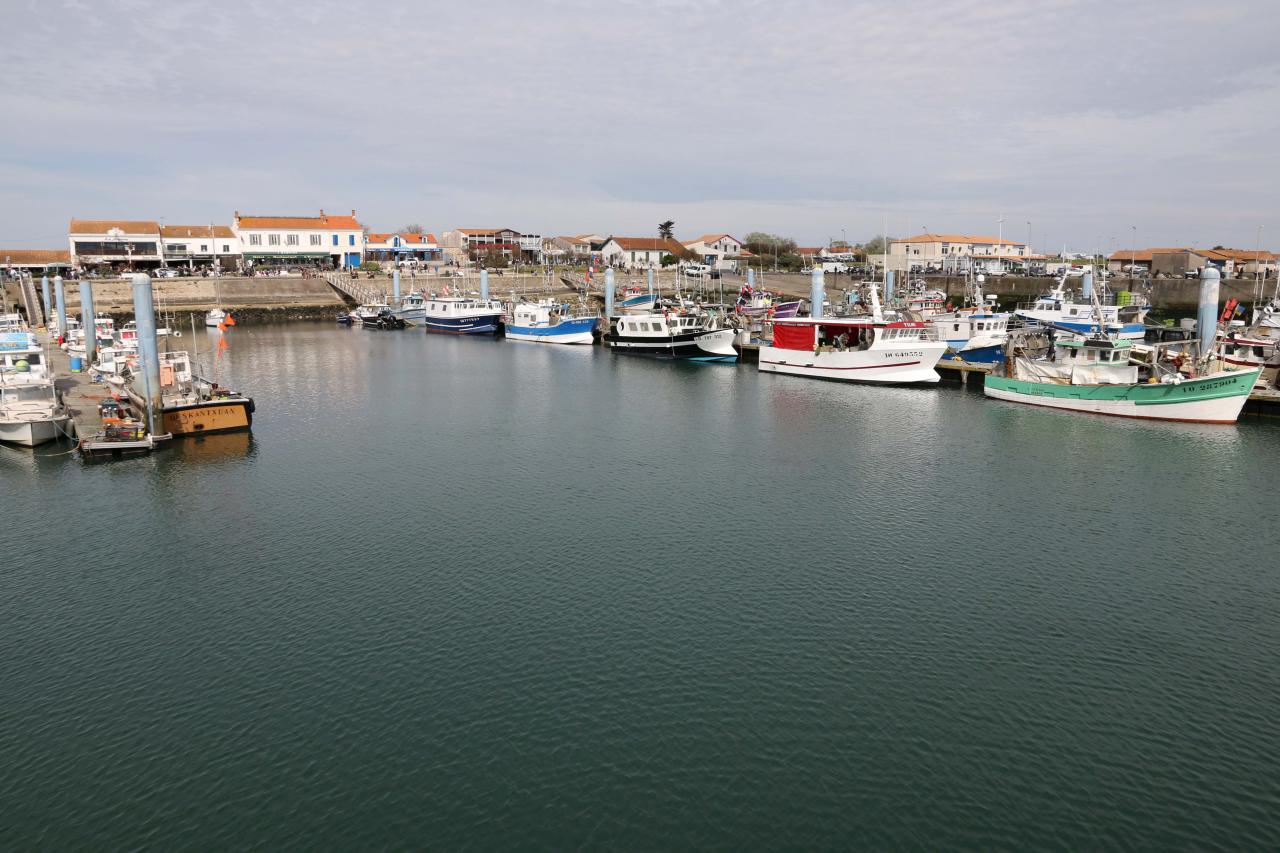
top-left (759, 316), bottom-right (948, 384)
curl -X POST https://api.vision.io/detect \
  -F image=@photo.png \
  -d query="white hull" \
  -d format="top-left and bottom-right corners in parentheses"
top-left (758, 341), bottom-right (947, 384)
top-left (0, 414), bottom-right (70, 446)
top-left (982, 385), bottom-right (1250, 423)
top-left (505, 329), bottom-right (595, 345)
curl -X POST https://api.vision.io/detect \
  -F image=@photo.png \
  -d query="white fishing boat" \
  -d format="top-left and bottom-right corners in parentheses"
top-left (390, 293), bottom-right (427, 325)
top-left (505, 300), bottom-right (599, 344)
top-left (606, 308), bottom-right (737, 361)
top-left (0, 331), bottom-right (71, 446)
top-left (205, 308), bottom-right (226, 328)
top-left (1015, 272), bottom-right (1149, 339)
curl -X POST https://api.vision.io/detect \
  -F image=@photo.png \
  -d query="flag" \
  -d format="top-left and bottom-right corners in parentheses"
top-left (225, 315), bottom-right (236, 326)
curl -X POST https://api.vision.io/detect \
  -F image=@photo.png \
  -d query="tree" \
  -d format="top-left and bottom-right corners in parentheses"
top-left (743, 232), bottom-right (797, 256)
top-left (860, 235), bottom-right (895, 257)
top-left (658, 220), bottom-right (675, 239)
top-left (401, 224), bottom-right (427, 234)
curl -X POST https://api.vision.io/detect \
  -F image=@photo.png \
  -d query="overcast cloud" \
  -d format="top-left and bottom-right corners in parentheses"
top-left (1, 0), bottom-right (1277, 251)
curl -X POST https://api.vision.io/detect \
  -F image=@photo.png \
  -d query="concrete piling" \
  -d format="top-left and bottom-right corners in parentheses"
top-left (748, 268), bottom-right (755, 289)
top-left (480, 269), bottom-right (490, 301)
top-left (647, 266), bottom-right (654, 296)
top-left (810, 268), bottom-right (824, 319)
top-left (54, 275), bottom-right (67, 338)
top-left (392, 269), bottom-right (401, 303)
top-left (131, 274), bottom-right (163, 436)
top-left (79, 282), bottom-right (96, 363)
top-left (1082, 270), bottom-right (1094, 300)
top-left (1197, 265), bottom-right (1220, 358)
top-left (885, 270), bottom-right (895, 304)
top-left (40, 275), bottom-right (51, 325)
top-left (605, 268), bottom-right (615, 317)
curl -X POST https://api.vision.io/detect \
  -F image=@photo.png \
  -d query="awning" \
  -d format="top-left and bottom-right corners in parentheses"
top-left (242, 252), bottom-right (331, 259)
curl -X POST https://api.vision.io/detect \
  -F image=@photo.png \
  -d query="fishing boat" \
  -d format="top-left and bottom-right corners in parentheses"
top-left (985, 334), bottom-right (1258, 423)
top-left (127, 350), bottom-right (254, 436)
top-left (0, 331), bottom-right (71, 446)
top-left (1014, 274), bottom-right (1148, 339)
top-left (759, 279), bottom-right (949, 384)
top-left (361, 309), bottom-right (406, 330)
top-left (606, 309), bottom-right (737, 361)
top-left (734, 283), bottom-right (802, 319)
top-left (390, 292), bottom-right (427, 325)
top-left (422, 296), bottom-right (504, 335)
top-left (205, 308), bottom-right (226, 328)
top-left (505, 300), bottom-right (599, 344)
top-left (617, 287), bottom-right (658, 314)
top-left (928, 279), bottom-right (1011, 364)
top-left (758, 317), bottom-right (948, 383)
top-left (64, 316), bottom-right (115, 357)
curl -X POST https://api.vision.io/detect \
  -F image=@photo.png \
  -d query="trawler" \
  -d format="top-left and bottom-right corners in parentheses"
top-left (126, 351), bottom-right (254, 436)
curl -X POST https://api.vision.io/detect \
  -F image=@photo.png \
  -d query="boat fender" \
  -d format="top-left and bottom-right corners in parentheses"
top-left (246, 398), bottom-right (255, 414)
top-left (172, 330), bottom-right (181, 338)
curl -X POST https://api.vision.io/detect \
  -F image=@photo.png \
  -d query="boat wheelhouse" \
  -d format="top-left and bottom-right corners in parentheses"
top-left (0, 331), bottom-right (70, 446)
top-left (391, 292), bottom-right (427, 325)
top-left (758, 317), bottom-right (948, 384)
top-left (423, 297), bottom-right (504, 335)
top-left (931, 310), bottom-right (1012, 364)
top-left (607, 311), bottom-right (737, 361)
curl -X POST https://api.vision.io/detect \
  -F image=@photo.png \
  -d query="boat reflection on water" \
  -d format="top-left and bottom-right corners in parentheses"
top-left (166, 431), bottom-right (257, 464)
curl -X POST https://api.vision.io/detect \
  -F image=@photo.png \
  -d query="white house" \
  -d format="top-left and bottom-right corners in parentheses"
top-left (599, 237), bottom-right (687, 269)
top-left (889, 233), bottom-right (1027, 271)
top-left (160, 224), bottom-right (239, 271)
top-left (233, 209), bottom-right (364, 269)
top-left (68, 219), bottom-right (164, 271)
top-left (683, 233), bottom-right (746, 271)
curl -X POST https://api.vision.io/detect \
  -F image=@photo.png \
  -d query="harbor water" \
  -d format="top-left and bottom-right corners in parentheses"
top-left (4, 324), bottom-right (1279, 848)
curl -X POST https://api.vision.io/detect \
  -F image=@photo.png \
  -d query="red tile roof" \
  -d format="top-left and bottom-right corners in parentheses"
top-left (161, 224), bottom-right (235, 239)
top-left (237, 213), bottom-right (361, 230)
top-left (895, 232), bottom-right (1024, 246)
top-left (1, 249), bottom-right (72, 265)
top-left (608, 237), bottom-right (688, 252)
top-left (69, 219), bottom-right (160, 235)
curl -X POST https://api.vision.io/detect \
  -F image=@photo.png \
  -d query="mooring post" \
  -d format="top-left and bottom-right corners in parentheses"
top-left (392, 269), bottom-right (401, 304)
top-left (79, 282), bottom-right (96, 363)
top-left (131, 274), bottom-right (163, 436)
top-left (480, 268), bottom-right (489, 301)
top-left (54, 275), bottom-right (67, 339)
top-left (1197, 265), bottom-right (1220, 359)
top-left (647, 266), bottom-right (654, 296)
top-left (605, 268), bottom-right (615, 317)
top-left (40, 275), bottom-right (51, 326)
top-left (811, 267), bottom-right (824, 319)
top-left (1082, 269), bottom-right (1094, 300)
top-left (885, 269), bottom-right (895, 304)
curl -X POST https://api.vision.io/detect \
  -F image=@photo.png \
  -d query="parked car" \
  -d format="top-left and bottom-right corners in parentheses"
top-left (683, 264), bottom-right (711, 278)
top-left (155, 267), bottom-right (179, 278)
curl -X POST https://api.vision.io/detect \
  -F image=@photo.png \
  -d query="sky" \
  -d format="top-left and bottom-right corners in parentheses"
top-left (1, 0), bottom-right (1277, 253)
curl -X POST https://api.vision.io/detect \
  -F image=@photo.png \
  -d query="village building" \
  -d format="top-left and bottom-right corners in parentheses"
top-left (889, 233), bottom-right (1027, 272)
top-left (2, 249), bottom-right (73, 275)
top-left (683, 234), bottom-right (748, 271)
top-left (438, 228), bottom-right (539, 264)
top-left (68, 219), bottom-right (164, 272)
top-left (160, 225), bottom-right (239, 271)
top-left (364, 232), bottom-right (441, 264)
top-left (598, 237), bottom-right (689, 269)
top-left (233, 210), bottom-right (364, 270)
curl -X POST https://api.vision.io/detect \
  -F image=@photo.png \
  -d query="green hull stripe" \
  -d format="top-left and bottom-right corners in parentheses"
top-left (985, 369), bottom-right (1259, 405)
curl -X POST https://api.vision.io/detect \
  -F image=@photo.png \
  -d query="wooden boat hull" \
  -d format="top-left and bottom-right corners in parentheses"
top-left (161, 398), bottom-right (254, 436)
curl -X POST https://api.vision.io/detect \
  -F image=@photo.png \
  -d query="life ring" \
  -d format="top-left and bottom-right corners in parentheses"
top-left (172, 330), bottom-right (182, 338)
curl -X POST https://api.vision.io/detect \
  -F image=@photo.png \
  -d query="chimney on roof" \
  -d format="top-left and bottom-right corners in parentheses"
top-left (351, 209), bottom-right (356, 217)
top-left (234, 210), bottom-right (239, 219)
top-left (319, 209), bottom-right (325, 217)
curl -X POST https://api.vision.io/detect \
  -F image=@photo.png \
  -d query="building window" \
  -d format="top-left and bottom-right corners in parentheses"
top-left (348, 234), bottom-right (355, 246)
top-left (200, 244), bottom-right (208, 252)
top-left (222, 244), bottom-right (230, 252)
top-left (310, 234), bottom-right (321, 246)
top-left (268, 234), bottom-right (280, 246)
top-left (286, 234), bottom-right (299, 246)
top-left (332, 234), bottom-right (339, 246)
top-left (249, 234), bottom-right (261, 246)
